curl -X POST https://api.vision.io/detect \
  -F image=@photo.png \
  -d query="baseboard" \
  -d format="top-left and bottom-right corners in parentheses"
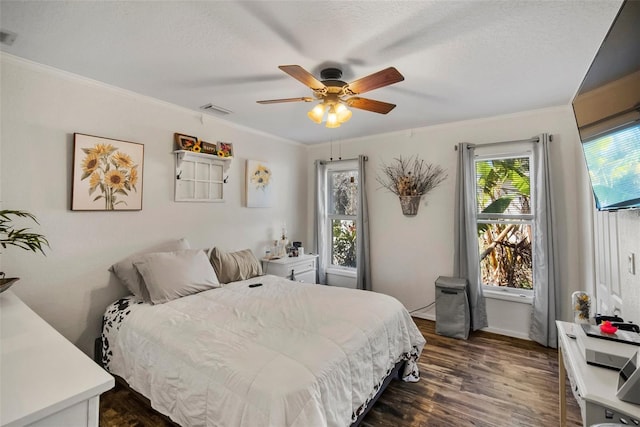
top-left (480, 326), bottom-right (531, 341)
top-left (411, 312), bottom-right (436, 321)
top-left (410, 305), bottom-right (436, 321)
top-left (411, 307), bottom-right (530, 340)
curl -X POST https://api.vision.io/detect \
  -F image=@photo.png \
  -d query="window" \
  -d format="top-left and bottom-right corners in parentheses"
top-left (325, 162), bottom-right (358, 272)
top-left (474, 153), bottom-right (535, 293)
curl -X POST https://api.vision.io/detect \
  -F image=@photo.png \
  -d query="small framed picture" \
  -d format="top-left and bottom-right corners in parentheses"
top-left (217, 141), bottom-right (234, 158)
top-left (200, 140), bottom-right (218, 155)
top-left (175, 133), bottom-right (200, 152)
top-left (246, 159), bottom-right (272, 207)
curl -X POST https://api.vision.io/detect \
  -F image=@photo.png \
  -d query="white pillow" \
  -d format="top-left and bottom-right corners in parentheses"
top-left (133, 249), bottom-right (220, 304)
top-left (109, 238), bottom-right (190, 302)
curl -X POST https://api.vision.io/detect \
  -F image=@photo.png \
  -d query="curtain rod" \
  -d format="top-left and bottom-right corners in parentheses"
top-left (319, 156), bottom-right (368, 164)
top-left (454, 136), bottom-right (542, 150)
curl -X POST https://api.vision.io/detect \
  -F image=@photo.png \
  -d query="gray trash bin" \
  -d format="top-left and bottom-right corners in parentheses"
top-left (435, 276), bottom-right (470, 339)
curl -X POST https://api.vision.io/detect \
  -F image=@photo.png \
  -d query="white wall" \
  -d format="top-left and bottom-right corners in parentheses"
top-left (0, 54), bottom-right (309, 357)
top-left (3, 53), bottom-right (635, 353)
top-left (307, 106), bottom-right (595, 337)
top-left (615, 210), bottom-right (640, 325)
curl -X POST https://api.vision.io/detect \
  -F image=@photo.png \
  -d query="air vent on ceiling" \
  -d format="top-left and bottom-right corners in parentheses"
top-left (0, 30), bottom-right (17, 46)
top-left (200, 103), bottom-right (232, 115)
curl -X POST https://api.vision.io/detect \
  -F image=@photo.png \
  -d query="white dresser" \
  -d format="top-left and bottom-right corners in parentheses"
top-left (262, 254), bottom-right (318, 284)
top-left (0, 291), bottom-right (114, 427)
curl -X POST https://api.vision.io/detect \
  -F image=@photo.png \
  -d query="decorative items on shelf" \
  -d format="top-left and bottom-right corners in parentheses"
top-left (264, 225), bottom-right (302, 259)
top-left (216, 142), bottom-right (233, 158)
top-left (376, 155), bottom-right (447, 216)
top-left (278, 223), bottom-right (289, 258)
top-left (572, 291), bottom-right (591, 324)
top-left (289, 241), bottom-right (303, 257)
top-left (174, 133), bottom-right (233, 159)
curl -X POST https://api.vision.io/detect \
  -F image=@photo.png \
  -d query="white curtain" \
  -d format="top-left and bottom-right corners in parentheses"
top-left (529, 134), bottom-right (559, 348)
top-left (454, 143), bottom-right (488, 330)
top-left (314, 160), bottom-right (327, 285)
top-left (356, 155), bottom-right (371, 291)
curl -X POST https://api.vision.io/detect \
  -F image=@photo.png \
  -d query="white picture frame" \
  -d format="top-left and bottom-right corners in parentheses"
top-left (246, 159), bottom-right (272, 208)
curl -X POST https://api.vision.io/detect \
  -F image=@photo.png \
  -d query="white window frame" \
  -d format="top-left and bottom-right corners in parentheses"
top-left (324, 160), bottom-right (358, 277)
top-left (474, 150), bottom-right (536, 297)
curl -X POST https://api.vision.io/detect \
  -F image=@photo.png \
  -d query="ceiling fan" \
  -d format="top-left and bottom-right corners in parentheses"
top-left (257, 65), bottom-right (404, 128)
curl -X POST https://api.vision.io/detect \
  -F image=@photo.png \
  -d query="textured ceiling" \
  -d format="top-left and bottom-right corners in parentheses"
top-left (0, 1), bottom-right (623, 144)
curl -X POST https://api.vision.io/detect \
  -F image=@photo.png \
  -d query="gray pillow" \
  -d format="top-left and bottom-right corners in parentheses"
top-left (133, 249), bottom-right (220, 304)
top-left (109, 238), bottom-right (190, 301)
top-left (209, 247), bottom-right (263, 284)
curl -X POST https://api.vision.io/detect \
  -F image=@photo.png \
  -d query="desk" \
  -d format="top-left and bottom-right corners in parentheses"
top-left (1, 291), bottom-right (114, 427)
top-left (557, 321), bottom-right (640, 427)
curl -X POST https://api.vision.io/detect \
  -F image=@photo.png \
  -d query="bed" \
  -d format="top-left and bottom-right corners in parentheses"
top-left (100, 244), bottom-right (426, 427)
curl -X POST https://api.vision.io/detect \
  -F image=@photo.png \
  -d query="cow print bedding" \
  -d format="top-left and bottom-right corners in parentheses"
top-left (101, 296), bottom-right (143, 369)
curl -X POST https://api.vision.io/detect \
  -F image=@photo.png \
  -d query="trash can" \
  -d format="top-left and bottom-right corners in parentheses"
top-left (435, 276), bottom-right (470, 339)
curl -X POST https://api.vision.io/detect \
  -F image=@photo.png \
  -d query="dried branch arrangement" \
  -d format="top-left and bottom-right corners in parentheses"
top-left (377, 155), bottom-right (447, 197)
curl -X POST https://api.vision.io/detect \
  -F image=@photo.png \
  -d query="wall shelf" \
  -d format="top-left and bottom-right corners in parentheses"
top-left (173, 150), bottom-right (232, 202)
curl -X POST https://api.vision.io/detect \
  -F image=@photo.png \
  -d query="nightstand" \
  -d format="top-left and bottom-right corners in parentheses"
top-left (262, 254), bottom-right (318, 284)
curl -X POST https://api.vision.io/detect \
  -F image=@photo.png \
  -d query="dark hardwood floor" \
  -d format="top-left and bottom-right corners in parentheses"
top-left (100, 318), bottom-right (582, 426)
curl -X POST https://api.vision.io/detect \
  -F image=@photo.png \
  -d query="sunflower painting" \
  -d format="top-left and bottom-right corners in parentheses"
top-left (72, 134), bottom-right (144, 211)
top-left (246, 160), bottom-right (273, 208)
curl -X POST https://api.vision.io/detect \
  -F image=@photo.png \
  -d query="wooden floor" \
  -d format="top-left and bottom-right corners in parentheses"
top-left (100, 318), bottom-right (583, 426)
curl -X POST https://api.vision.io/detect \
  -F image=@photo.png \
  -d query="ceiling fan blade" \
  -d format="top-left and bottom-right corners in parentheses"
top-left (346, 67), bottom-right (404, 95)
top-left (346, 97), bottom-right (397, 114)
top-left (257, 97), bottom-right (314, 104)
top-left (278, 65), bottom-right (326, 91)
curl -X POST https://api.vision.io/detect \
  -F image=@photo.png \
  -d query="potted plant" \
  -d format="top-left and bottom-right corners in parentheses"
top-left (377, 155), bottom-right (447, 216)
top-left (0, 210), bottom-right (49, 293)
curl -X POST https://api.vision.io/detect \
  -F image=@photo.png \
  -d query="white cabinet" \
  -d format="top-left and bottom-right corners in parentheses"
top-left (262, 254), bottom-right (318, 284)
top-left (174, 150), bottom-right (231, 202)
top-left (0, 291), bottom-right (114, 427)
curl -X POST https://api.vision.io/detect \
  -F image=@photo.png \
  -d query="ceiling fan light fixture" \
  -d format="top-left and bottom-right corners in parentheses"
top-left (325, 105), bottom-right (340, 128)
top-left (258, 64), bottom-right (404, 128)
top-left (336, 103), bottom-right (352, 124)
top-left (307, 103), bottom-right (325, 124)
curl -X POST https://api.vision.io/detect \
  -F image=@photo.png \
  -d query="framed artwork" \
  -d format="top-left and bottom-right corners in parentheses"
top-left (217, 141), bottom-right (234, 158)
top-left (71, 133), bottom-right (144, 211)
top-left (175, 133), bottom-right (200, 152)
top-left (200, 140), bottom-right (218, 155)
top-left (246, 160), bottom-right (272, 208)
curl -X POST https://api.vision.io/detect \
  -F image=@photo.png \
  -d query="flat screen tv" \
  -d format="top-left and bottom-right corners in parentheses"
top-left (572, 0), bottom-right (640, 211)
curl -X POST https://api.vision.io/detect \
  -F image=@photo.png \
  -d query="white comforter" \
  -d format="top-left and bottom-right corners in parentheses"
top-left (104, 275), bottom-right (426, 427)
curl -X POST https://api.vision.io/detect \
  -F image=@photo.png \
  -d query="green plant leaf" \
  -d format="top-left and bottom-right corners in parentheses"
top-left (0, 210), bottom-right (49, 255)
top-left (482, 197), bottom-right (513, 214)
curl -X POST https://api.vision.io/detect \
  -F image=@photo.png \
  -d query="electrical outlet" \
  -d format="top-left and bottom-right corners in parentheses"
top-left (629, 253), bottom-right (636, 275)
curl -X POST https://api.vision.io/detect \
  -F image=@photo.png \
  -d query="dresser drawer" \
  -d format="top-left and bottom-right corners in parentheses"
top-left (294, 270), bottom-right (316, 284)
top-left (262, 255), bottom-right (318, 283)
